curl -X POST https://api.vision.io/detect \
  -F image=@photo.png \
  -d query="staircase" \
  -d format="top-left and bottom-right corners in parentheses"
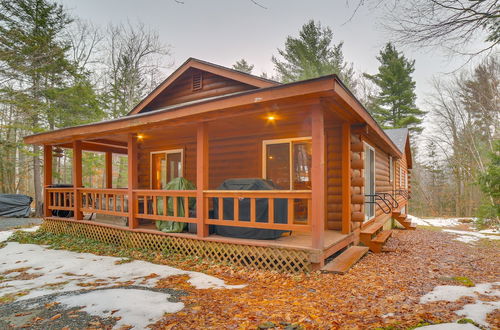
top-left (359, 217), bottom-right (393, 253)
top-left (393, 210), bottom-right (416, 230)
top-left (321, 246), bottom-right (369, 274)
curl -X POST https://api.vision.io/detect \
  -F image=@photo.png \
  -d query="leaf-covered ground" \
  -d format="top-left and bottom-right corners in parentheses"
top-left (1, 225), bottom-right (499, 329)
top-left (153, 229), bottom-right (499, 329)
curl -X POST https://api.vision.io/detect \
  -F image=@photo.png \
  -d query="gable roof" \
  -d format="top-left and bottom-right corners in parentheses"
top-left (384, 128), bottom-right (412, 168)
top-left (127, 57), bottom-right (279, 115)
top-left (384, 128), bottom-right (408, 153)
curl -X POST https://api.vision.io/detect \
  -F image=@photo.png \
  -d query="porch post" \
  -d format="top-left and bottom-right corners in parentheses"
top-left (341, 122), bottom-right (352, 234)
top-left (72, 140), bottom-right (83, 220)
top-left (196, 122), bottom-right (209, 237)
top-left (43, 145), bottom-right (52, 217)
top-left (127, 134), bottom-right (138, 229)
top-left (105, 151), bottom-right (113, 189)
top-left (311, 106), bottom-right (326, 250)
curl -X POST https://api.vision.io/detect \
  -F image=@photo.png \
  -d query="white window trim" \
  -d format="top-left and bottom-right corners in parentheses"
top-left (150, 149), bottom-right (184, 189)
top-left (262, 137), bottom-right (312, 191)
top-left (364, 142), bottom-right (376, 222)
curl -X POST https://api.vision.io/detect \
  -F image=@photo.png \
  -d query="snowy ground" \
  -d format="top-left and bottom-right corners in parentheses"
top-left (420, 282), bottom-right (500, 328)
top-left (0, 228), bottom-right (245, 329)
top-left (408, 215), bottom-right (500, 244)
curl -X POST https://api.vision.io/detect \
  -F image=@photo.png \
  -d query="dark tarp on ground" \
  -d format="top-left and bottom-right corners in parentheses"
top-left (213, 178), bottom-right (289, 240)
top-left (0, 194), bottom-right (32, 217)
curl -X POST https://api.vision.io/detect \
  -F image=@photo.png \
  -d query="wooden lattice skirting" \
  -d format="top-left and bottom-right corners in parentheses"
top-left (41, 219), bottom-right (311, 272)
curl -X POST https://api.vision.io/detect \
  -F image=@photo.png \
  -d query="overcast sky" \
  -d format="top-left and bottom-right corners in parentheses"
top-left (58, 0), bottom-right (471, 112)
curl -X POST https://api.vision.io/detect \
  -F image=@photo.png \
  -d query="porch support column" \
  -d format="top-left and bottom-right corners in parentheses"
top-left (72, 140), bottom-right (83, 220)
top-left (127, 134), bottom-right (138, 229)
top-left (311, 106), bottom-right (326, 250)
top-left (43, 145), bottom-right (53, 218)
top-left (196, 122), bottom-right (209, 237)
top-left (341, 122), bottom-right (351, 234)
top-left (105, 151), bottom-right (113, 189)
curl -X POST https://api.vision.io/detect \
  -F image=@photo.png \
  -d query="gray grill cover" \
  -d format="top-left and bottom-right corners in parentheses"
top-left (212, 178), bottom-right (289, 240)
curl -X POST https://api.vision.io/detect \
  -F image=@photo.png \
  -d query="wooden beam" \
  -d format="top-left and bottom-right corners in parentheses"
top-left (72, 141), bottom-right (83, 220)
top-left (311, 106), bottom-right (326, 251)
top-left (127, 134), bottom-right (138, 229)
top-left (58, 142), bottom-right (128, 155)
top-left (87, 138), bottom-right (127, 147)
top-left (341, 123), bottom-right (351, 234)
top-left (24, 77), bottom-right (335, 145)
top-left (43, 145), bottom-right (53, 217)
top-left (105, 151), bottom-right (113, 189)
top-left (196, 122), bottom-right (209, 237)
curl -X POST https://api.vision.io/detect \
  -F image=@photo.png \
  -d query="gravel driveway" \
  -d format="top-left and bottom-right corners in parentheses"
top-left (0, 217), bottom-right (42, 230)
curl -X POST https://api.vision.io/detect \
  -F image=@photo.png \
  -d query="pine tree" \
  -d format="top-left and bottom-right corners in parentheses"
top-left (0, 0), bottom-right (101, 214)
top-left (272, 20), bottom-right (355, 88)
top-left (232, 59), bottom-right (254, 74)
top-left (364, 43), bottom-right (425, 132)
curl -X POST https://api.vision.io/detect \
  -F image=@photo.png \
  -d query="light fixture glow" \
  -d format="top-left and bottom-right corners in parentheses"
top-left (137, 134), bottom-right (144, 141)
top-left (266, 115), bottom-right (276, 121)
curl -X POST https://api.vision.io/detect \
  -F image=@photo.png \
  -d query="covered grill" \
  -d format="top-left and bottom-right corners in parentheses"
top-left (213, 178), bottom-right (290, 240)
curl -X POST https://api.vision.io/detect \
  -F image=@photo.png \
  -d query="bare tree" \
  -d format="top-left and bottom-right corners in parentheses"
top-left (102, 21), bottom-right (172, 118)
top-left (351, 0), bottom-right (499, 58)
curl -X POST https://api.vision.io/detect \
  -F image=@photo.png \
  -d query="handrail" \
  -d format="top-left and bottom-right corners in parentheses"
top-left (394, 189), bottom-right (410, 200)
top-left (365, 194), bottom-right (392, 214)
top-left (377, 192), bottom-right (399, 209)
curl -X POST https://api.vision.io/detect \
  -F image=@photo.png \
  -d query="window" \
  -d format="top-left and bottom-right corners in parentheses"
top-left (399, 165), bottom-right (403, 188)
top-left (263, 138), bottom-right (312, 190)
top-left (151, 149), bottom-right (183, 189)
top-left (364, 143), bottom-right (376, 221)
top-left (389, 156), bottom-right (394, 183)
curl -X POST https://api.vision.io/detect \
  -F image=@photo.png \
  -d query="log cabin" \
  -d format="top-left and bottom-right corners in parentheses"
top-left (24, 58), bottom-right (414, 272)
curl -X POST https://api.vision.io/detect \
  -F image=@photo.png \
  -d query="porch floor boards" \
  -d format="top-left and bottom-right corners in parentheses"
top-left (134, 222), bottom-right (349, 251)
top-left (86, 216), bottom-right (348, 252)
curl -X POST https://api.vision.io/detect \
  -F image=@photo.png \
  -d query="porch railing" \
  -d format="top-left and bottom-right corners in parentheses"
top-left (133, 189), bottom-right (198, 223)
top-left (204, 190), bottom-right (312, 232)
top-left (79, 188), bottom-right (128, 217)
top-left (46, 187), bottom-right (74, 212)
top-left (44, 187), bottom-right (312, 232)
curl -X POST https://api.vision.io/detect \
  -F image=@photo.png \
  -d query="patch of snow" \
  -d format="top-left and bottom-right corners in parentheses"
top-left (418, 323), bottom-right (479, 329)
top-left (0, 225), bottom-right (40, 242)
top-left (407, 215), bottom-right (463, 228)
top-left (443, 229), bottom-right (500, 244)
top-left (457, 301), bottom-right (500, 328)
top-left (0, 242), bottom-right (245, 302)
top-left (56, 288), bottom-right (184, 329)
top-left (479, 228), bottom-right (500, 235)
top-left (420, 282), bottom-right (500, 327)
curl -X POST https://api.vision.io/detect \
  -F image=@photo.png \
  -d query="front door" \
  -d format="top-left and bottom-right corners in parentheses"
top-left (151, 150), bottom-right (183, 189)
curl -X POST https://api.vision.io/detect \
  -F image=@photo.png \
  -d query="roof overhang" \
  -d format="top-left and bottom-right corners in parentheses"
top-left (24, 75), bottom-right (403, 158)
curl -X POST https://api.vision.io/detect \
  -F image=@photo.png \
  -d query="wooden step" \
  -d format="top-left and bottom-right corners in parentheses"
top-left (321, 246), bottom-right (369, 274)
top-left (370, 230), bottom-right (392, 253)
top-left (360, 217), bottom-right (387, 246)
top-left (408, 223), bottom-right (417, 230)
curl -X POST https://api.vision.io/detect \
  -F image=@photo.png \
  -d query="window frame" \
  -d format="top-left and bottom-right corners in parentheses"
top-left (389, 156), bottom-right (394, 183)
top-left (262, 137), bottom-right (312, 190)
top-left (150, 148), bottom-right (184, 189)
top-left (364, 142), bottom-right (376, 222)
